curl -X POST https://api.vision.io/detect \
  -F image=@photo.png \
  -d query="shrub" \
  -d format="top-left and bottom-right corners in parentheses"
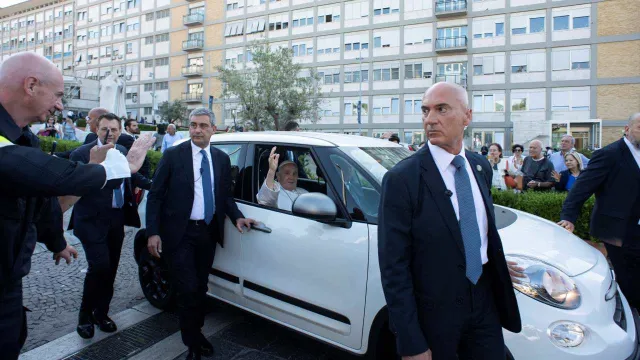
top-left (38, 135), bottom-right (163, 177)
top-left (491, 189), bottom-right (595, 241)
top-left (138, 124), bottom-right (157, 131)
top-left (75, 118), bottom-right (87, 128)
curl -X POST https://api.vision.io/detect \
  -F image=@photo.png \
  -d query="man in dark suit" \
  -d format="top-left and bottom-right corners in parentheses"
top-left (69, 113), bottom-right (152, 339)
top-left (54, 107), bottom-right (108, 158)
top-left (378, 82), bottom-right (521, 359)
top-left (146, 107), bottom-right (258, 360)
top-left (559, 113), bottom-right (640, 309)
top-left (118, 119), bottom-right (151, 191)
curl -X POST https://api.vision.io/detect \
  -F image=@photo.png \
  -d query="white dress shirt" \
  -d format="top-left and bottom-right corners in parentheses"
top-left (97, 139), bottom-right (126, 208)
top-left (190, 141), bottom-right (215, 220)
top-left (428, 141), bottom-right (489, 264)
top-left (624, 137), bottom-right (640, 169)
top-left (256, 181), bottom-right (309, 211)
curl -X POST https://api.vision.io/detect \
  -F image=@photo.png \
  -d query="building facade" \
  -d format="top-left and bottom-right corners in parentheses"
top-left (1, 0), bottom-right (638, 150)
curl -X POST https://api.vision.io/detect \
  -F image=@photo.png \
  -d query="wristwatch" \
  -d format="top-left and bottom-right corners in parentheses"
top-left (536, 181), bottom-right (540, 187)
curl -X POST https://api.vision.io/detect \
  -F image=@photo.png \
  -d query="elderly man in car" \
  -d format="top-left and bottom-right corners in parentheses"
top-left (257, 146), bottom-right (308, 211)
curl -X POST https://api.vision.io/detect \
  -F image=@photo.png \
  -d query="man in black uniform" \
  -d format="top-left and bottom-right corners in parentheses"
top-left (0, 52), bottom-right (152, 360)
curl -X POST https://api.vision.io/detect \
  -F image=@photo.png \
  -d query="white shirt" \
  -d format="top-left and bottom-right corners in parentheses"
top-left (256, 181), bottom-right (309, 211)
top-left (428, 142), bottom-right (489, 264)
top-left (97, 139), bottom-right (126, 208)
top-left (624, 137), bottom-right (640, 169)
top-left (190, 141), bottom-right (215, 220)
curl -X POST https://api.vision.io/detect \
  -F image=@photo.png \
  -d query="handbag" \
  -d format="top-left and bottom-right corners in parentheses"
top-left (504, 161), bottom-right (517, 189)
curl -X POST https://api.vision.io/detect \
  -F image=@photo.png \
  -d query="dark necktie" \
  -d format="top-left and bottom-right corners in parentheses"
top-left (451, 155), bottom-right (483, 284)
top-left (200, 149), bottom-right (214, 224)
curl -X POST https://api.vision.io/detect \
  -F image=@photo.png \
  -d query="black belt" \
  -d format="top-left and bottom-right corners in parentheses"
top-left (188, 219), bottom-right (207, 226)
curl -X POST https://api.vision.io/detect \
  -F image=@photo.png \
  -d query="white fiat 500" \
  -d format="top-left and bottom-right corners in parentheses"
top-left (135, 132), bottom-right (639, 359)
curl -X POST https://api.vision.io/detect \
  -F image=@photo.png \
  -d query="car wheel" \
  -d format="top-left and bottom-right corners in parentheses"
top-left (366, 322), bottom-right (400, 360)
top-left (138, 248), bottom-right (176, 310)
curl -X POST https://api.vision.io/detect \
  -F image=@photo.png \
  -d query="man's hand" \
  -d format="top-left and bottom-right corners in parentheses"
top-left (402, 350), bottom-right (432, 360)
top-left (148, 235), bottom-right (162, 258)
top-left (507, 261), bottom-right (526, 284)
top-left (127, 132), bottom-right (155, 174)
top-left (53, 245), bottom-right (79, 265)
top-left (236, 218), bottom-right (258, 233)
top-left (89, 143), bottom-right (115, 164)
top-left (268, 146), bottom-right (279, 173)
top-left (557, 220), bottom-right (575, 233)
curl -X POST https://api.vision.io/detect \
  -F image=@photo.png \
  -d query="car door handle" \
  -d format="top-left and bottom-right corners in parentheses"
top-left (250, 222), bottom-right (272, 233)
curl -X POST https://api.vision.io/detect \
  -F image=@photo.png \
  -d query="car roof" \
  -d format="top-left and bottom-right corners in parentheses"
top-left (204, 131), bottom-right (403, 148)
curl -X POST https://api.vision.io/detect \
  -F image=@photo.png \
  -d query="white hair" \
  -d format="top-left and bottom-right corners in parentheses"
top-left (189, 107), bottom-right (215, 125)
top-left (167, 123), bottom-right (176, 129)
top-left (530, 139), bottom-right (543, 148)
top-left (561, 134), bottom-right (576, 145)
top-left (629, 112), bottom-right (640, 126)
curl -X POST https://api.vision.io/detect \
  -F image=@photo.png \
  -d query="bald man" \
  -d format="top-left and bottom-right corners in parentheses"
top-left (521, 140), bottom-right (555, 190)
top-left (54, 107), bottom-right (110, 159)
top-left (0, 52), bottom-right (153, 359)
top-left (378, 82), bottom-right (521, 359)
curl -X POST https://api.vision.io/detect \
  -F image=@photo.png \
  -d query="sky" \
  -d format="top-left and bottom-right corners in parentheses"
top-left (0, 0), bottom-right (29, 9)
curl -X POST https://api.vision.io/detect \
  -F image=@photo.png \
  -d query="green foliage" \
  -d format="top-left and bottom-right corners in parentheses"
top-left (576, 148), bottom-right (593, 159)
top-left (217, 42), bottom-right (323, 131)
top-left (491, 189), bottom-right (595, 241)
top-left (75, 118), bottom-right (87, 128)
top-left (38, 136), bottom-right (163, 177)
top-left (157, 100), bottom-right (189, 124)
top-left (138, 124), bottom-right (157, 131)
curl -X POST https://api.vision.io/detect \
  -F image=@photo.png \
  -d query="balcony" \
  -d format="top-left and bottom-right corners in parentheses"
top-left (182, 65), bottom-right (204, 77)
top-left (183, 13), bottom-right (204, 26)
top-left (435, 74), bottom-right (467, 87)
top-left (182, 92), bottom-right (203, 103)
top-left (183, 38), bottom-right (204, 51)
top-left (435, 36), bottom-right (467, 52)
top-left (434, 0), bottom-right (467, 17)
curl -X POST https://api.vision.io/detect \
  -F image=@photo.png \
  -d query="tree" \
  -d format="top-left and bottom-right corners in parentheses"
top-left (157, 100), bottom-right (188, 125)
top-left (217, 42), bottom-right (323, 131)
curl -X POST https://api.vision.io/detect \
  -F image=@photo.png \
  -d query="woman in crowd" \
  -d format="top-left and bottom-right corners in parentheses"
top-left (488, 143), bottom-right (508, 190)
top-left (62, 114), bottom-right (77, 141)
top-left (506, 144), bottom-right (525, 178)
top-left (37, 116), bottom-right (60, 138)
top-left (552, 152), bottom-right (584, 192)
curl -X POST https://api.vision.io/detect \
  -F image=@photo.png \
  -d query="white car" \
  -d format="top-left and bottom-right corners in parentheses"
top-left (134, 132), bottom-right (640, 359)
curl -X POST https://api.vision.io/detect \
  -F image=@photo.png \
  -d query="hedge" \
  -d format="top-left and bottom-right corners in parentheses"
top-left (38, 136), bottom-right (163, 176)
top-left (491, 189), bottom-right (595, 241)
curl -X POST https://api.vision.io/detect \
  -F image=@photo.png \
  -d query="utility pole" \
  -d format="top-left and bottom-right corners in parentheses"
top-left (357, 47), bottom-right (363, 136)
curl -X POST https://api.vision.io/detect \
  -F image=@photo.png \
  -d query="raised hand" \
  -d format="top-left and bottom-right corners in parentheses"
top-left (268, 146), bottom-right (279, 173)
top-left (551, 170), bottom-right (561, 182)
top-left (89, 143), bottom-right (115, 164)
top-left (127, 132), bottom-right (155, 174)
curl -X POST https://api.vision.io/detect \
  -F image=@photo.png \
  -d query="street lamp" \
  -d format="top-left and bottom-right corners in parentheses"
top-left (231, 108), bottom-right (238, 131)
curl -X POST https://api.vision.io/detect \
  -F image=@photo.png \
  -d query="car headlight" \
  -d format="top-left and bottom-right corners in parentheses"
top-left (506, 255), bottom-right (581, 309)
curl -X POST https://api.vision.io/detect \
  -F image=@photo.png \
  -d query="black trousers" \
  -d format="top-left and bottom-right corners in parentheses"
top-left (427, 266), bottom-right (505, 360)
top-left (605, 242), bottom-right (640, 310)
top-left (165, 220), bottom-right (217, 349)
top-left (0, 280), bottom-right (27, 360)
top-left (79, 211), bottom-right (125, 316)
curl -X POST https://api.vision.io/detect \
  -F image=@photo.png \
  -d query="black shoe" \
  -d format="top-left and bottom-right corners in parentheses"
top-left (76, 311), bottom-right (94, 339)
top-left (91, 310), bottom-right (117, 333)
top-left (199, 334), bottom-right (214, 357)
top-left (185, 348), bottom-right (202, 360)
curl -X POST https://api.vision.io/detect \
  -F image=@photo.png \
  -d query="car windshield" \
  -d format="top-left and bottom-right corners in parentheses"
top-left (339, 146), bottom-right (413, 184)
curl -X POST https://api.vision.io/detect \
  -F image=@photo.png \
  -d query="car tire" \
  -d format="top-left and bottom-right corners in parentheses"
top-left (138, 247), bottom-right (176, 310)
top-left (366, 326), bottom-right (400, 360)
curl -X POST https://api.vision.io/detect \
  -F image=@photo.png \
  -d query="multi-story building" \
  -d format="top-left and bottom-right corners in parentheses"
top-left (1, 0), bottom-right (638, 150)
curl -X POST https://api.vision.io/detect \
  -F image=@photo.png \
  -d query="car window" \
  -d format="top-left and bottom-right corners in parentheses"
top-left (212, 143), bottom-right (244, 199)
top-left (327, 153), bottom-right (380, 223)
top-left (253, 144), bottom-right (327, 212)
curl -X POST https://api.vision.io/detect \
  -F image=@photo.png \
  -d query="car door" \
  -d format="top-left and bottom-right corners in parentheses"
top-left (206, 142), bottom-right (247, 305)
top-left (238, 143), bottom-right (369, 351)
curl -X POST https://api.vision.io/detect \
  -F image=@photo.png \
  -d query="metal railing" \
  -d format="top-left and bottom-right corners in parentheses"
top-left (435, 0), bottom-right (467, 14)
top-left (435, 74), bottom-right (467, 87)
top-left (435, 35), bottom-right (468, 50)
top-left (181, 92), bottom-right (203, 102)
top-left (181, 65), bottom-right (204, 76)
top-left (183, 13), bottom-right (205, 25)
top-left (182, 39), bottom-right (204, 50)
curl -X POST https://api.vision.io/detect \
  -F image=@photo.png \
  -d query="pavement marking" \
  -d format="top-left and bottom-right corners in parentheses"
top-left (19, 301), bottom-right (158, 360)
top-left (127, 310), bottom-right (240, 360)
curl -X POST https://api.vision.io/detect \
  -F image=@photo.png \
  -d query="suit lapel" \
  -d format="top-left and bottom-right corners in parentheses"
top-left (180, 141), bottom-right (195, 191)
top-left (418, 146), bottom-right (465, 257)
top-left (465, 151), bottom-right (495, 224)
top-left (619, 139), bottom-right (640, 180)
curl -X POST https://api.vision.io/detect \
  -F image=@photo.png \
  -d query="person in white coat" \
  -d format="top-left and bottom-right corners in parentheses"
top-left (256, 146), bottom-right (308, 211)
top-left (488, 143), bottom-right (508, 190)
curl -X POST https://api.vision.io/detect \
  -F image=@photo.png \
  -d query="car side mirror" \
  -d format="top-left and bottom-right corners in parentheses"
top-left (292, 193), bottom-right (337, 222)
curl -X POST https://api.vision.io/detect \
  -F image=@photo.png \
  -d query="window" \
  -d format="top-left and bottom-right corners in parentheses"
top-left (144, 83), bottom-right (153, 91)
top-left (126, 42), bottom-right (133, 53)
top-left (552, 48), bottom-right (590, 71)
top-left (156, 33), bottom-right (169, 42)
top-left (344, 69), bottom-right (368, 83)
top-left (144, 60), bottom-right (153, 68)
top-left (552, 88), bottom-right (589, 111)
top-left (127, 0), bottom-right (138, 9)
top-left (155, 57), bottom-right (169, 66)
top-left (225, 22), bottom-right (245, 37)
top-left (372, 97), bottom-right (400, 115)
top-left (511, 91), bottom-right (545, 111)
top-left (472, 93), bottom-right (505, 112)
top-left (495, 22), bottom-right (504, 36)
top-left (214, 144), bottom-right (244, 198)
top-left (155, 81), bottom-right (168, 90)
top-left (573, 16), bottom-right (589, 29)
top-left (374, 0), bottom-right (400, 16)
top-left (404, 97), bottom-right (422, 114)
top-left (473, 55), bottom-right (505, 75)
top-left (512, 98), bottom-right (526, 111)
top-left (553, 15), bottom-right (569, 31)
top-left (512, 27), bottom-right (526, 35)
top-left (529, 17), bottom-right (545, 33)
top-left (318, 69), bottom-right (340, 85)
top-left (292, 43), bottom-right (313, 57)
top-left (374, 37), bottom-right (382, 48)
top-left (145, 13), bottom-right (154, 21)
top-left (511, 52), bottom-right (545, 73)
top-left (247, 18), bottom-right (266, 34)
top-left (373, 65), bottom-right (400, 81)
top-left (144, 36), bottom-right (154, 45)
top-left (156, 9), bottom-right (170, 19)
top-left (144, 107), bottom-right (152, 115)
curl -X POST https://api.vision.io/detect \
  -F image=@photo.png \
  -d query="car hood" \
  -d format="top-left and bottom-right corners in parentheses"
top-left (496, 206), bottom-right (598, 277)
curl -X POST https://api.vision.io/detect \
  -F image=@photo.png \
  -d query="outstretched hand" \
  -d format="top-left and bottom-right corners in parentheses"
top-left (127, 132), bottom-right (155, 173)
top-left (268, 146), bottom-right (279, 173)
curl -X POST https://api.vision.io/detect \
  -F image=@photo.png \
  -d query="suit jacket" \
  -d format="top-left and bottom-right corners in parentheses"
top-left (146, 140), bottom-right (244, 251)
top-left (53, 132), bottom-right (98, 159)
top-left (561, 138), bottom-right (640, 246)
top-left (117, 133), bottom-right (151, 178)
top-left (378, 145), bottom-right (521, 356)
top-left (68, 140), bottom-right (151, 242)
